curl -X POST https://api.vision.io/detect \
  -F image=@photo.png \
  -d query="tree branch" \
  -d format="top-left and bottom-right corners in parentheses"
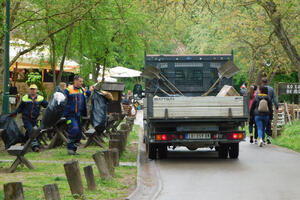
top-left (9, 0), bottom-right (101, 67)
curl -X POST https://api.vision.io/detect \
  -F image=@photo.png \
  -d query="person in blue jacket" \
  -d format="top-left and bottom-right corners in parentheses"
top-left (64, 75), bottom-right (94, 155)
top-left (11, 84), bottom-right (48, 152)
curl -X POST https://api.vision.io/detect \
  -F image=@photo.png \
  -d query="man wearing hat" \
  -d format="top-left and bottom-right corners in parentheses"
top-left (11, 84), bottom-right (48, 152)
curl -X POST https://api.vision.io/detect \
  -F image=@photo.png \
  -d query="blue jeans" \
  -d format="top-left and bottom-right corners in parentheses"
top-left (255, 115), bottom-right (270, 140)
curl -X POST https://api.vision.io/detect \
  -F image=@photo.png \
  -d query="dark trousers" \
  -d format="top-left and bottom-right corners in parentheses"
top-left (23, 119), bottom-right (39, 149)
top-left (266, 120), bottom-right (272, 137)
top-left (66, 116), bottom-right (82, 151)
top-left (249, 117), bottom-right (258, 139)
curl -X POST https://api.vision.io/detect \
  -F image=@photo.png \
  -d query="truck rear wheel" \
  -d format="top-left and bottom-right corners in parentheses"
top-left (158, 145), bottom-right (168, 159)
top-left (229, 143), bottom-right (239, 159)
top-left (147, 143), bottom-right (157, 159)
top-left (218, 144), bottom-right (228, 159)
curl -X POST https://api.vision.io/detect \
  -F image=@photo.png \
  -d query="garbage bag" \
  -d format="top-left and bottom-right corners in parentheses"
top-left (91, 91), bottom-right (108, 133)
top-left (0, 114), bottom-right (25, 149)
top-left (41, 86), bottom-right (67, 129)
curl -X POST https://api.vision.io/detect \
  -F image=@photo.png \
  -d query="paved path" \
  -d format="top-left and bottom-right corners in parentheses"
top-left (155, 143), bottom-right (300, 200)
top-left (129, 110), bottom-right (300, 200)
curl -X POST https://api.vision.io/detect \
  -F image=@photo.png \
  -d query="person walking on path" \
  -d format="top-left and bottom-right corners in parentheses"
top-left (261, 77), bottom-right (279, 144)
top-left (10, 84), bottom-right (48, 152)
top-left (63, 75), bottom-right (94, 155)
top-left (250, 86), bottom-right (273, 147)
top-left (249, 85), bottom-right (258, 144)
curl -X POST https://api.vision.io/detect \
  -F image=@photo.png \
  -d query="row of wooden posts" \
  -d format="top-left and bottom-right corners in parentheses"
top-left (3, 118), bottom-right (135, 200)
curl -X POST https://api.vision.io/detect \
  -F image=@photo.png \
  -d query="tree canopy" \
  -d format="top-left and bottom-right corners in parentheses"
top-left (0, 0), bottom-right (299, 92)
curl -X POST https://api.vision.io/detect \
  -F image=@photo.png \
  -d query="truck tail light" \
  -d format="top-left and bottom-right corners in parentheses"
top-left (233, 133), bottom-right (238, 139)
top-left (156, 134), bottom-right (178, 141)
top-left (156, 135), bottom-right (162, 141)
top-left (227, 133), bottom-right (244, 140)
top-left (238, 133), bottom-right (244, 139)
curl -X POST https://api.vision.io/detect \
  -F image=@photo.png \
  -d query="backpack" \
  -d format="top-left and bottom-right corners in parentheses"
top-left (258, 98), bottom-right (269, 112)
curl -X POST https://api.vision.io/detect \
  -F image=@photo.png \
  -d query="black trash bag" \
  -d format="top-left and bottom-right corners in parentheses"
top-left (91, 91), bottom-right (108, 133)
top-left (0, 114), bottom-right (25, 149)
top-left (41, 86), bottom-right (67, 129)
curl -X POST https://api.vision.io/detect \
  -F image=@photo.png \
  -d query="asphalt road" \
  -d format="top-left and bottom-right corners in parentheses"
top-left (131, 111), bottom-right (300, 200)
top-left (155, 143), bottom-right (300, 200)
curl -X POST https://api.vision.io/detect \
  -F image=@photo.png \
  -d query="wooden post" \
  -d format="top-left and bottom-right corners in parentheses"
top-left (92, 152), bottom-right (111, 180)
top-left (101, 149), bottom-right (115, 176)
top-left (118, 130), bottom-right (128, 148)
top-left (63, 160), bottom-right (84, 199)
top-left (43, 184), bottom-right (61, 200)
top-left (120, 123), bottom-right (130, 133)
top-left (4, 182), bottom-right (24, 200)
top-left (273, 83), bottom-right (279, 138)
top-left (83, 165), bottom-right (96, 191)
top-left (292, 103), bottom-right (295, 120)
top-left (111, 133), bottom-right (125, 154)
top-left (111, 148), bottom-right (120, 167)
top-left (109, 139), bottom-right (122, 154)
top-left (285, 102), bottom-right (292, 124)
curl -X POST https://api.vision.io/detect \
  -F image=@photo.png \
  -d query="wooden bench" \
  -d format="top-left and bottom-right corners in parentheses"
top-left (84, 128), bottom-right (104, 148)
top-left (7, 127), bottom-right (41, 173)
top-left (46, 117), bottom-right (68, 149)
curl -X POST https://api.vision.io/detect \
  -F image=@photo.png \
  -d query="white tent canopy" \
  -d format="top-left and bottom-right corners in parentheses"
top-left (109, 66), bottom-right (141, 78)
top-left (97, 75), bottom-right (117, 82)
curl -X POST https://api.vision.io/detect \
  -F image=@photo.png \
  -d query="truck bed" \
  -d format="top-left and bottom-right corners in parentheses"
top-left (144, 96), bottom-right (249, 120)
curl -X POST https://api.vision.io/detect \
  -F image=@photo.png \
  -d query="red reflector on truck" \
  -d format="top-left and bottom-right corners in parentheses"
top-left (162, 134), bottom-right (167, 141)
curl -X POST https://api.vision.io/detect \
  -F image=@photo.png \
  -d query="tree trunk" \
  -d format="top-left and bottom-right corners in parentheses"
top-left (259, 0), bottom-right (300, 81)
top-left (56, 25), bottom-right (74, 86)
top-left (247, 51), bottom-right (257, 87)
top-left (0, 3), bottom-right (6, 104)
top-left (93, 63), bottom-right (101, 83)
top-left (101, 58), bottom-right (106, 83)
top-left (50, 36), bottom-right (57, 87)
top-left (254, 68), bottom-right (264, 86)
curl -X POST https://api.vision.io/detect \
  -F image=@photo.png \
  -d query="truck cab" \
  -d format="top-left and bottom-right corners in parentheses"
top-left (143, 53), bottom-right (249, 159)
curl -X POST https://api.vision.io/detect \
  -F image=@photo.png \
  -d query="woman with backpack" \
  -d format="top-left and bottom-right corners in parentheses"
top-left (249, 85), bottom-right (258, 144)
top-left (250, 86), bottom-right (273, 147)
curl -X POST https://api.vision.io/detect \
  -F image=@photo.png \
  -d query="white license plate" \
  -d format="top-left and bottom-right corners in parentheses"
top-left (186, 133), bottom-right (211, 139)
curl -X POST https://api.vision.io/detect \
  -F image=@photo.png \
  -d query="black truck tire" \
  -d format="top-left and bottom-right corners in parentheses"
top-left (147, 143), bottom-right (157, 159)
top-left (158, 145), bottom-right (168, 159)
top-left (218, 144), bottom-right (229, 159)
top-left (229, 143), bottom-right (239, 159)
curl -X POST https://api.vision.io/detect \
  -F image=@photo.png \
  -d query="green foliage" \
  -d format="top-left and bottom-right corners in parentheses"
top-left (25, 72), bottom-right (47, 98)
top-left (273, 120), bottom-right (300, 153)
top-left (25, 72), bottom-right (42, 86)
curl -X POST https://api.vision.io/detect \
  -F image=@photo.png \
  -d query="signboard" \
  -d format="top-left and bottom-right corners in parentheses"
top-left (278, 83), bottom-right (300, 95)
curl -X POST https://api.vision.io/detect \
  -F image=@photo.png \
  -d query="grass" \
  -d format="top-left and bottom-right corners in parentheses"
top-left (0, 124), bottom-right (140, 200)
top-left (272, 120), bottom-right (300, 153)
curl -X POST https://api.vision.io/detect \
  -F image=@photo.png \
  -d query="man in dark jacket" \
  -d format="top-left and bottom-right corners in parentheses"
top-left (261, 77), bottom-right (279, 144)
top-left (11, 84), bottom-right (48, 152)
top-left (63, 75), bottom-right (94, 155)
top-left (250, 86), bottom-right (273, 147)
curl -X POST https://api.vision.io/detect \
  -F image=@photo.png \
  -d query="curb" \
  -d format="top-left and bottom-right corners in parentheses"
top-left (126, 117), bottom-right (162, 200)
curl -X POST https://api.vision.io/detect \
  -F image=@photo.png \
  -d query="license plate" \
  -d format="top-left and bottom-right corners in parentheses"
top-left (186, 133), bottom-right (211, 139)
